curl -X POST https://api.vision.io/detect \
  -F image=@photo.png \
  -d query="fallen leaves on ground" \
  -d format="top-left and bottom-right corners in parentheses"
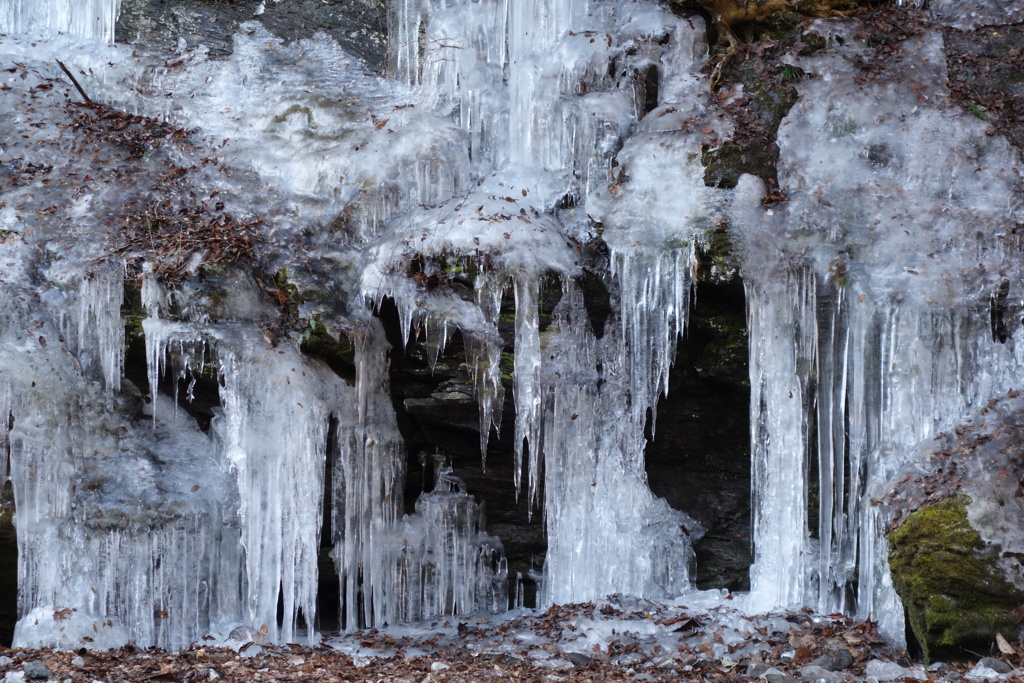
top-left (0, 601), bottom-right (998, 682)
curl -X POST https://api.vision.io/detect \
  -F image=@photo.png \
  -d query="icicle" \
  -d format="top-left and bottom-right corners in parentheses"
top-left (57, 267), bottom-right (125, 393)
top-left (141, 319), bottom-right (205, 425)
top-left (0, 0), bottom-right (122, 42)
top-left (512, 276), bottom-right (542, 511)
top-left (331, 320), bottom-right (407, 630)
top-left (217, 336), bottom-right (330, 645)
top-left (0, 371), bottom-right (10, 481)
top-left (140, 265), bottom-right (169, 320)
top-left (468, 271), bottom-right (507, 464)
top-left (745, 270), bottom-right (816, 613)
top-left (611, 248), bottom-right (692, 445)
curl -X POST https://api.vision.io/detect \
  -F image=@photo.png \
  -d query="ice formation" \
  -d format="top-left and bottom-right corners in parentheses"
top-left (1, 0), bottom-right (1023, 653)
top-left (732, 27), bottom-right (1024, 638)
top-left (0, 0), bottom-right (120, 42)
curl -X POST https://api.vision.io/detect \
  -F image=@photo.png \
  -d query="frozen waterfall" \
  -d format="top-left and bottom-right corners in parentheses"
top-left (0, 0), bottom-right (120, 42)
top-left (2, 0), bottom-right (1024, 652)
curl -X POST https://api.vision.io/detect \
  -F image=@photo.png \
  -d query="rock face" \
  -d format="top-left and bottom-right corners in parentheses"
top-left (117, 0), bottom-right (387, 71)
top-left (646, 277), bottom-right (752, 592)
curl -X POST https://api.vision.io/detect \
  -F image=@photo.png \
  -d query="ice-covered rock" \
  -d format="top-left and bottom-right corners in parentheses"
top-left (864, 659), bottom-right (928, 681)
top-left (14, 607), bottom-right (129, 650)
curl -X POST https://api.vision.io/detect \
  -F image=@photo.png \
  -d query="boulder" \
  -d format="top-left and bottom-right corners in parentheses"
top-left (889, 495), bottom-right (1022, 662)
top-left (887, 391), bottom-right (1024, 661)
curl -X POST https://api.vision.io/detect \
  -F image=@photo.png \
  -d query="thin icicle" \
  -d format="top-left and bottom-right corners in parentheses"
top-left (217, 335), bottom-right (330, 645)
top-left (512, 276), bottom-right (542, 511)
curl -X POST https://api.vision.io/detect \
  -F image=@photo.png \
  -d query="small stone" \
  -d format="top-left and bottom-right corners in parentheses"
top-left (747, 661), bottom-right (769, 677)
top-left (965, 664), bottom-right (1008, 681)
top-left (0, 657), bottom-right (12, 667)
top-left (492, 653), bottom-right (525, 667)
top-left (807, 650), bottom-right (854, 671)
top-left (430, 662), bottom-right (450, 672)
top-left (22, 662), bottom-right (52, 680)
top-left (864, 659), bottom-right (928, 681)
top-left (978, 657), bottom-right (1013, 674)
top-left (543, 659), bottom-right (574, 671)
top-left (565, 652), bottom-right (592, 667)
top-left (799, 664), bottom-right (846, 683)
top-left (4, 672), bottom-right (27, 683)
top-left (70, 657), bottom-right (85, 668)
top-left (761, 667), bottom-right (798, 683)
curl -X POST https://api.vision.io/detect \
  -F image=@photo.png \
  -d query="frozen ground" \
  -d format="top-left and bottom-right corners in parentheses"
top-left (0, 596), bottom-right (1015, 682)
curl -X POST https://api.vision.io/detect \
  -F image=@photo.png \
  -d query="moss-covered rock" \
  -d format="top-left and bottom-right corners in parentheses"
top-left (888, 495), bottom-right (1023, 662)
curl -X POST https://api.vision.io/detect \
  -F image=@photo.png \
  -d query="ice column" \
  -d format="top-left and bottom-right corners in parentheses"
top-left (373, 461), bottom-right (508, 624)
top-left (217, 335), bottom-right (331, 645)
top-left (734, 31), bottom-right (1024, 637)
top-left (0, 0), bottom-right (121, 42)
top-left (329, 321), bottom-right (407, 630)
top-left (538, 281), bottom-right (702, 604)
top-left (744, 272), bottom-right (815, 613)
top-left (10, 343), bottom-right (243, 650)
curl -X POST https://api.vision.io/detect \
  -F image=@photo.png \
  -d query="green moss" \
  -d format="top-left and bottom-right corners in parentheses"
top-left (499, 352), bottom-right (515, 382)
top-left (300, 320), bottom-right (356, 383)
top-left (695, 311), bottom-right (748, 381)
top-left (888, 495), bottom-right (1022, 662)
top-left (271, 104), bottom-right (313, 125)
top-left (698, 228), bottom-right (740, 283)
top-left (122, 276), bottom-right (147, 343)
top-left (701, 57), bottom-right (800, 190)
top-left (798, 32), bottom-right (827, 56)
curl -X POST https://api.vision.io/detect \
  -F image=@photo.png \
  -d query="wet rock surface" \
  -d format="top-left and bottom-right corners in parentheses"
top-left (943, 22), bottom-right (1024, 156)
top-left (117, 0), bottom-right (387, 71)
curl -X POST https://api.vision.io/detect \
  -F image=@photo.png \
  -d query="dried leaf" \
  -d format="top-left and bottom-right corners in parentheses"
top-left (996, 631), bottom-right (1015, 655)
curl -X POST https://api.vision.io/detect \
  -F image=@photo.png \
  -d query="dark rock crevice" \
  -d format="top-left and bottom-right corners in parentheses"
top-left (645, 276), bottom-right (752, 592)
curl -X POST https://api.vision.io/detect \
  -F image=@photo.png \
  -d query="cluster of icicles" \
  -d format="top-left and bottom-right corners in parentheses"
top-left (3, 0), bottom-right (1024, 652)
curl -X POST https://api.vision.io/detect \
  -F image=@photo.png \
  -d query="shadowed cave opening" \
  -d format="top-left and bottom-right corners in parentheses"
top-left (644, 275), bottom-right (752, 592)
top-left (375, 294), bottom-right (547, 612)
